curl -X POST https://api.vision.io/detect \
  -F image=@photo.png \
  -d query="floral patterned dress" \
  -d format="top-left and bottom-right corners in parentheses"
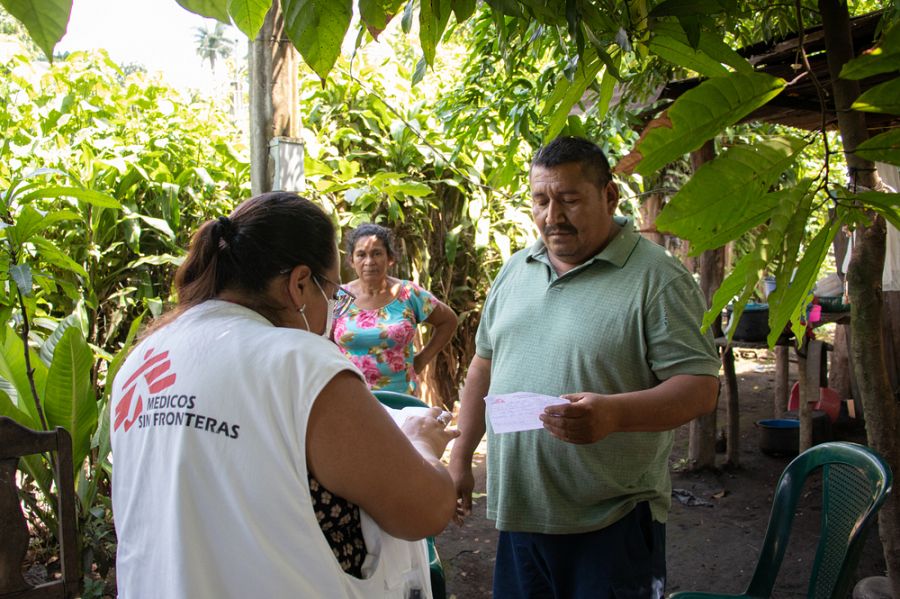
top-left (334, 280), bottom-right (435, 396)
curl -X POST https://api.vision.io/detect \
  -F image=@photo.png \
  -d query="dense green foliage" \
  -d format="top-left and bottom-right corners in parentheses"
top-left (4, 0), bottom-right (900, 594)
top-left (0, 50), bottom-right (249, 594)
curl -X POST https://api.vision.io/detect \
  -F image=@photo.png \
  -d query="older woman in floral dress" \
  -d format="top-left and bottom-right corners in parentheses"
top-left (334, 223), bottom-right (457, 396)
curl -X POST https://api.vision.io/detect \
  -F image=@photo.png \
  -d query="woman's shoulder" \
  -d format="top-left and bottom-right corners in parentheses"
top-left (396, 279), bottom-right (433, 299)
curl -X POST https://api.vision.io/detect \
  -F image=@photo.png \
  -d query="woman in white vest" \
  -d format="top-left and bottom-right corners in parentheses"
top-left (111, 192), bottom-right (458, 598)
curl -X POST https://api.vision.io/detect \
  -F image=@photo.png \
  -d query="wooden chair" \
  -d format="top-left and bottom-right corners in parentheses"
top-left (0, 417), bottom-right (79, 598)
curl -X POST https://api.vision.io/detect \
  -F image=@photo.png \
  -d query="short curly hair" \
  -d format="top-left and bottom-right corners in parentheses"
top-left (344, 223), bottom-right (398, 262)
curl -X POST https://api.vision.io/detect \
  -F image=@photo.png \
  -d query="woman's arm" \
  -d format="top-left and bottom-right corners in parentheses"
top-left (306, 370), bottom-right (458, 540)
top-left (413, 299), bottom-right (457, 373)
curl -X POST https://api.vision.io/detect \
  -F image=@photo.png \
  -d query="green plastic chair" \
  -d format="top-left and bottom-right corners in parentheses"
top-left (671, 441), bottom-right (893, 599)
top-left (372, 390), bottom-right (447, 599)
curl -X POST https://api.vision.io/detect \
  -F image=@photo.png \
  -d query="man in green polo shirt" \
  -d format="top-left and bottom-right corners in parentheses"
top-left (449, 136), bottom-right (720, 598)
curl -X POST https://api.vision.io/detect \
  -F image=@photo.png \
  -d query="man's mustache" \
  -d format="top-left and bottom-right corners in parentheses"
top-left (543, 224), bottom-right (578, 236)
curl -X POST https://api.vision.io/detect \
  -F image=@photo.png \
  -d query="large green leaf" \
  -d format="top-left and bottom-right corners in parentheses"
top-left (282, 0), bottom-right (352, 80)
top-left (852, 78), bottom-right (900, 114)
top-left (767, 219), bottom-right (840, 346)
top-left (385, 181), bottom-right (432, 197)
top-left (854, 129), bottom-right (900, 166)
top-left (31, 238), bottom-right (90, 279)
top-left (772, 179), bottom-right (816, 275)
top-left (43, 327), bottom-right (97, 471)
top-left (764, 181), bottom-right (817, 340)
top-left (128, 253), bottom-right (185, 268)
top-left (23, 186), bottom-right (122, 209)
top-left (420, 0), bottom-right (452, 66)
top-left (704, 247), bottom-right (765, 337)
top-left (649, 31), bottom-right (729, 77)
top-left (0, 325), bottom-right (49, 427)
top-left (126, 213), bottom-right (177, 240)
top-left (451, 0), bottom-right (477, 23)
top-left (39, 313), bottom-right (83, 367)
top-left (176, 0), bottom-right (231, 22)
top-left (0, 0), bottom-right (72, 59)
top-left (484, 0), bottom-right (524, 18)
top-left (634, 72), bottom-right (786, 176)
top-left (853, 191), bottom-right (900, 231)
top-left (1, 207), bottom-right (76, 250)
top-left (648, 0), bottom-right (731, 17)
top-left (542, 48), bottom-right (604, 141)
top-left (9, 264), bottom-right (33, 297)
top-left (0, 388), bottom-right (35, 429)
top-left (648, 21), bottom-right (752, 77)
top-left (655, 137), bottom-right (807, 253)
top-left (6, 205), bottom-right (45, 246)
top-left (840, 22), bottom-right (900, 80)
top-left (359, 0), bottom-right (388, 30)
top-left (228, 0), bottom-right (270, 39)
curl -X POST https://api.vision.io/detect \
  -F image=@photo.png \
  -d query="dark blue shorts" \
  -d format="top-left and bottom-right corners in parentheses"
top-left (493, 502), bottom-right (666, 599)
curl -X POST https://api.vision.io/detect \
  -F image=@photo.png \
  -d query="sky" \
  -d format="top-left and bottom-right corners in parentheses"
top-left (56, 0), bottom-right (241, 92)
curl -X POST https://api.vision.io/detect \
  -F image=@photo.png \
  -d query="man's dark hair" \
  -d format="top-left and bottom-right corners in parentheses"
top-left (531, 136), bottom-right (612, 189)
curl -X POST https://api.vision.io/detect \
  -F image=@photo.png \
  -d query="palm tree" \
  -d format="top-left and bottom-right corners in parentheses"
top-left (194, 22), bottom-right (234, 73)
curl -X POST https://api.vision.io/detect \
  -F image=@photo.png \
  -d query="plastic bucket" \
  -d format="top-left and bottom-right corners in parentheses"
top-left (726, 303), bottom-right (769, 342)
top-left (787, 383), bottom-right (842, 423)
top-left (756, 418), bottom-right (799, 456)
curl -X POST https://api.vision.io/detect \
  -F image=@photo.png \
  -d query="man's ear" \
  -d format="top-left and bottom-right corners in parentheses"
top-left (604, 181), bottom-right (620, 213)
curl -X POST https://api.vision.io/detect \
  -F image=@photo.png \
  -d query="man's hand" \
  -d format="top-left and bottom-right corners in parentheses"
top-left (448, 460), bottom-right (474, 525)
top-left (540, 393), bottom-right (618, 444)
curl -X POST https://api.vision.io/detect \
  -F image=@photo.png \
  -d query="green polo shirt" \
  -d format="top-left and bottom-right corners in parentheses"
top-left (476, 217), bottom-right (720, 533)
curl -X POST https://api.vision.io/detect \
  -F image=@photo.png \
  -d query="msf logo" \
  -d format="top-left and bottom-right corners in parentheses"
top-left (114, 348), bottom-right (177, 432)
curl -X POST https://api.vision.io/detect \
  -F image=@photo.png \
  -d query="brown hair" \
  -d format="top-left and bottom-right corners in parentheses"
top-left (152, 192), bottom-right (335, 330)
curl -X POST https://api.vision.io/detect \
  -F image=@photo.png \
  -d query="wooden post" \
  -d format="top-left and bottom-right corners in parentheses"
top-left (797, 339), bottom-right (811, 452)
top-left (774, 345), bottom-right (789, 418)
top-left (249, 1), bottom-right (299, 195)
top-left (688, 140), bottom-right (721, 468)
top-left (800, 339), bottom-right (825, 452)
top-left (722, 346), bottom-right (740, 466)
top-left (829, 224), bottom-right (853, 400)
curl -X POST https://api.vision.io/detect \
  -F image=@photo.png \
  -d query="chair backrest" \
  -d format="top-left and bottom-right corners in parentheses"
top-left (372, 390), bottom-right (430, 410)
top-left (745, 441), bottom-right (893, 599)
top-left (0, 417), bottom-right (79, 599)
top-left (370, 391), bottom-right (447, 599)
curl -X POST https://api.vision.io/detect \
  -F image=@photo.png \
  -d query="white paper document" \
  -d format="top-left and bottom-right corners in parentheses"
top-left (484, 392), bottom-right (567, 434)
top-left (383, 405), bottom-right (432, 427)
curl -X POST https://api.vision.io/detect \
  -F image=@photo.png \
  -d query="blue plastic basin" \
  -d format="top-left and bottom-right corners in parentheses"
top-left (757, 419), bottom-right (799, 429)
top-left (756, 419), bottom-right (799, 455)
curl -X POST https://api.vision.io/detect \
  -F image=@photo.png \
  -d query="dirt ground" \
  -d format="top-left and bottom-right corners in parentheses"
top-left (434, 347), bottom-right (887, 598)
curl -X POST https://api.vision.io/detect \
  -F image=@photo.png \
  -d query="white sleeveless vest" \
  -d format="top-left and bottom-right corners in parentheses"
top-left (111, 300), bottom-right (431, 598)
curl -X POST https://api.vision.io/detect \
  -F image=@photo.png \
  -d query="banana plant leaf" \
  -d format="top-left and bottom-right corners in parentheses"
top-left (43, 327), bottom-right (97, 473)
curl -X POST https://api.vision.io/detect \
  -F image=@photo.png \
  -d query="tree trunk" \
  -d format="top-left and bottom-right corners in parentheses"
top-left (820, 2), bottom-right (900, 595)
top-left (638, 193), bottom-right (665, 246)
top-left (249, 1), bottom-right (299, 195)
top-left (689, 141), bottom-right (721, 469)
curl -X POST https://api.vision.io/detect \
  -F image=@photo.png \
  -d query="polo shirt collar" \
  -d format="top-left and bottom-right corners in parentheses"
top-left (526, 216), bottom-right (640, 270)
